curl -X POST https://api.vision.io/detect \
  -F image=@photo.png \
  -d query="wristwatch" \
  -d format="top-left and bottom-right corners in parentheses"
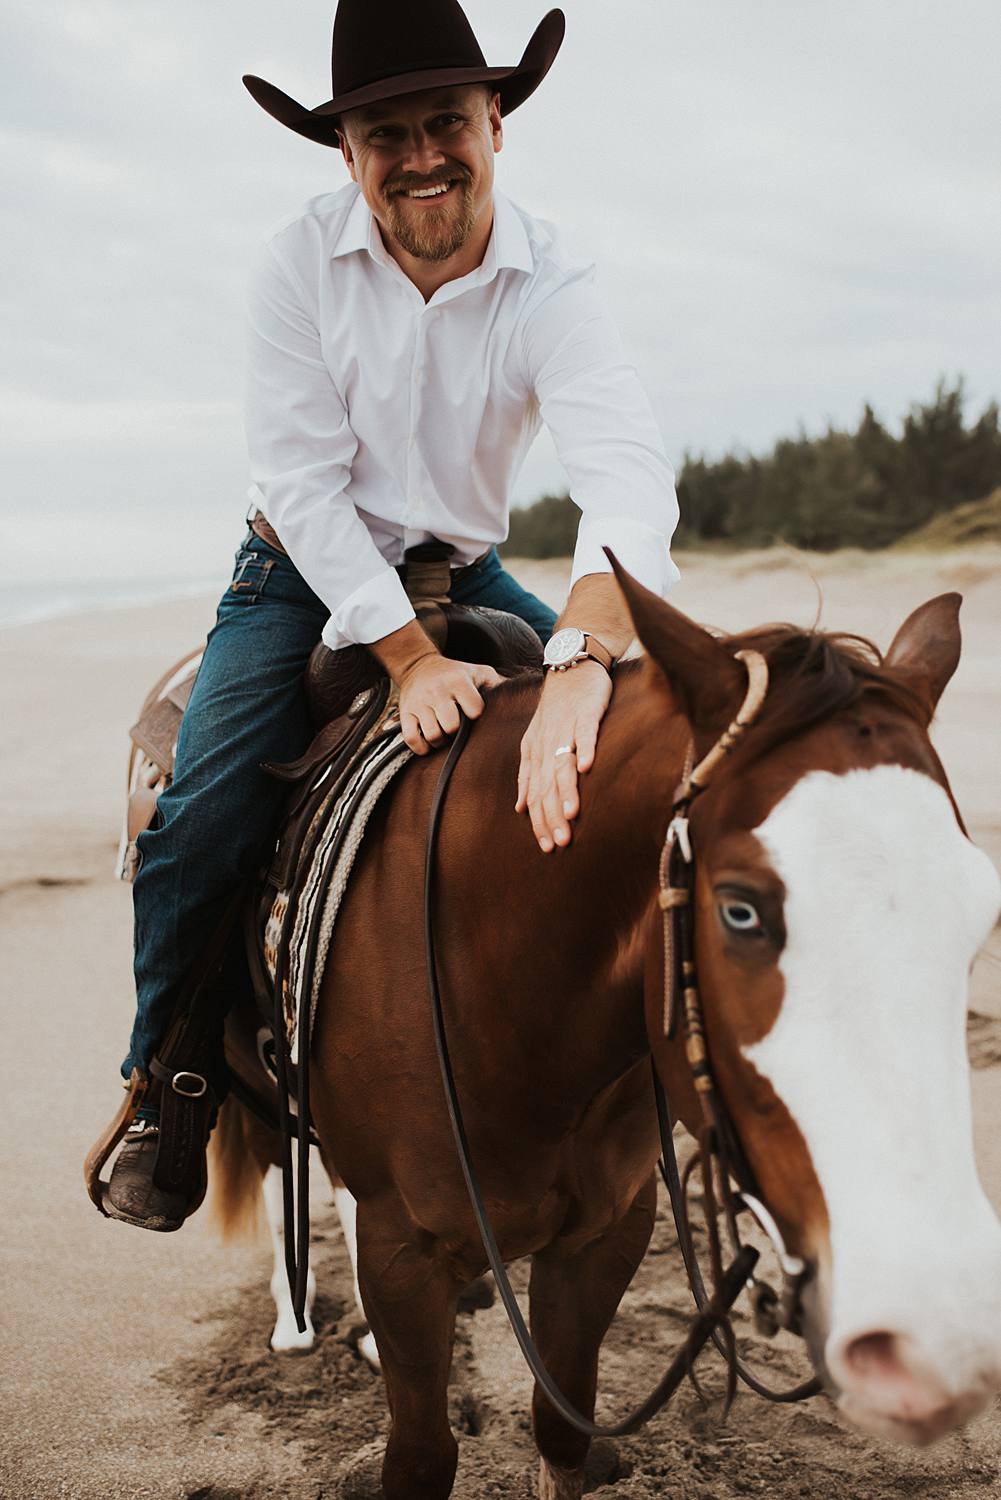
top-left (542, 628), bottom-right (616, 675)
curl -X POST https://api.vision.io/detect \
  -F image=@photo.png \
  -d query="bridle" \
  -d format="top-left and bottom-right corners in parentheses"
top-left (422, 647), bottom-right (820, 1436)
top-left (654, 649), bottom-right (820, 1405)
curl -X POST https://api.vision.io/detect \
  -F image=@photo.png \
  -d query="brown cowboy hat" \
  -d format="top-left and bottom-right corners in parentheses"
top-left (243, 0), bottom-right (566, 149)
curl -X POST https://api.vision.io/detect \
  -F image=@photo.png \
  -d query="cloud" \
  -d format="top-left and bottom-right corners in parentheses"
top-left (2, 0), bottom-right (999, 580)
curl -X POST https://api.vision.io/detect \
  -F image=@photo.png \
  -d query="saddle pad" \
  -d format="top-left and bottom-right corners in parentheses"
top-left (264, 729), bottom-right (414, 1052)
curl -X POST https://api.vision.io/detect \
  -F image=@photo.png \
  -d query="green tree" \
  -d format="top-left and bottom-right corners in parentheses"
top-left (500, 381), bottom-right (1001, 555)
top-left (894, 380), bottom-right (1001, 529)
top-left (501, 493), bottom-right (579, 557)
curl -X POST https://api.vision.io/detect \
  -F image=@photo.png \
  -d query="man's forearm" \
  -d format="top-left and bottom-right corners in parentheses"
top-left (551, 572), bottom-right (634, 664)
top-left (367, 618), bottom-right (440, 686)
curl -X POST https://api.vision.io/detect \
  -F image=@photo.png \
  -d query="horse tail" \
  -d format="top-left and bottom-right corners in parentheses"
top-left (208, 1095), bottom-right (273, 1241)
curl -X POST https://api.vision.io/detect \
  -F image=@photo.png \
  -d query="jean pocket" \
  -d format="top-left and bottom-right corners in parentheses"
top-left (228, 549), bottom-right (275, 603)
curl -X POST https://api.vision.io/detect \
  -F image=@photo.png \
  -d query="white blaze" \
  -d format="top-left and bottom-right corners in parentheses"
top-left (744, 766), bottom-right (1001, 1428)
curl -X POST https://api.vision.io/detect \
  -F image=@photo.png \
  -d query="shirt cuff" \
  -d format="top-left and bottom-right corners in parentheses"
top-left (570, 515), bottom-right (680, 598)
top-left (321, 566), bottom-right (416, 651)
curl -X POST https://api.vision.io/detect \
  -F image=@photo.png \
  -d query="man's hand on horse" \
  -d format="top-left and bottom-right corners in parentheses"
top-left (516, 661), bottom-right (612, 852)
top-left (398, 653), bottom-right (503, 755)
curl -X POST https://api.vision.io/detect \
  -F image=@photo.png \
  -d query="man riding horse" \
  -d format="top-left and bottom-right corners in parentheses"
top-left (102, 0), bottom-right (679, 1231)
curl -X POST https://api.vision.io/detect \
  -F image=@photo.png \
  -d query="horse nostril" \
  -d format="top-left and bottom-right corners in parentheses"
top-left (844, 1330), bottom-right (900, 1379)
top-left (834, 1328), bottom-right (967, 1431)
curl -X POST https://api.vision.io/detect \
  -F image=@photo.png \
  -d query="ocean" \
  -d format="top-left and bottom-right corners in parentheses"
top-left (0, 576), bottom-right (222, 631)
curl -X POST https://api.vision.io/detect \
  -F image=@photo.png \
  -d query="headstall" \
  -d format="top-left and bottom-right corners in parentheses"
top-left (655, 649), bottom-right (820, 1403)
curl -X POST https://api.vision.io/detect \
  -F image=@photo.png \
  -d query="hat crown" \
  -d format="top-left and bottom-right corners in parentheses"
top-left (331, 0), bottom-right (487, 98)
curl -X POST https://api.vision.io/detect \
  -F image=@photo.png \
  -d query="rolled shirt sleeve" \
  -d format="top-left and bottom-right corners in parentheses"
top-left (244, 244), bottom-right (415, 648)
top-left (522, 269), bottom-right (680, 598)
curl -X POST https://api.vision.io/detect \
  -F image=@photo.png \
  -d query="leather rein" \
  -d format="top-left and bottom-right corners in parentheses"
top-left (422, 649), bottom-right (820, 1435)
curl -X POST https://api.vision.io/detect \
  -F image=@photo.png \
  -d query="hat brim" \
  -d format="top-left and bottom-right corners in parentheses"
top-left (243, 9), bottom-right (565, 149)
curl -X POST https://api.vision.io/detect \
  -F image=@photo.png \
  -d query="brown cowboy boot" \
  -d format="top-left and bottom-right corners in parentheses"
top-left (86, 1064), bottom-right (216, 1231)
top-left (105, 1117), bottom-right (192, 1232)
top-left (100, 1048), bottom-right (217, 1232)
top-left (85, 903), bottom-right (237, 1230)
top-left (85, 901), bottom-right (239, 1230)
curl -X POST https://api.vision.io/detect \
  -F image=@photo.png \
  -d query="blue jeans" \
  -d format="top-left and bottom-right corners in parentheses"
top-left (123, 535), bottom-right (556, 1077)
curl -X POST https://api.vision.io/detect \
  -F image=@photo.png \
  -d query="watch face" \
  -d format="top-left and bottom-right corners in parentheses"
top-left (544, 627), bottom-right (586, 666)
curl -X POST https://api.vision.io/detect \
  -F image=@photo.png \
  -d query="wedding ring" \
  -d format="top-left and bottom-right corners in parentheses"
top-left (553, 745), bottom-right (574, 759)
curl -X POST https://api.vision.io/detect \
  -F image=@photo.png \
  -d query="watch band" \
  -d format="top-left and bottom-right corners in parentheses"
top-left (580, 633), bottom-right (615, 673)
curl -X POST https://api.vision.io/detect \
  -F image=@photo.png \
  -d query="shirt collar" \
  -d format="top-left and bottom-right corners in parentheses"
top-left (330, 186), bottom-right (377, 260)
top-left (490, 192), bottom-right (534, 276)
top-left (331, 186), bottom-right (534, 283)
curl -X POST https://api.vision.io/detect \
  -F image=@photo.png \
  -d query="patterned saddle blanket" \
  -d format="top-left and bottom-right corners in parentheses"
top-left (260, 705), bottom-right (413, 1054)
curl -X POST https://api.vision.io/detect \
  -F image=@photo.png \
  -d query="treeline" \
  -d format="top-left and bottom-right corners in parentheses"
top-left (501, 381), bottom-right (1001, 555)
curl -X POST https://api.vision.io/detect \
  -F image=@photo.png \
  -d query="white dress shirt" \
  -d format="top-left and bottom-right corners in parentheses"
top-left (245, 183), bottom-right (679, 650)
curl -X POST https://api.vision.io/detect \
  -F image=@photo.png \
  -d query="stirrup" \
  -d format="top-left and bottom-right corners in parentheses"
top-left (84, 1067), bottom-right (150, 1218)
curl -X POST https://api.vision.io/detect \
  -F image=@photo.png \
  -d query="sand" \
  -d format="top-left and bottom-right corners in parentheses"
top-left (2, 549), bottom-right (1000, 1499)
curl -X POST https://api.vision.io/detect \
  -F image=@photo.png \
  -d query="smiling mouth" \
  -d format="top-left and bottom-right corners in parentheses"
top-left (393, 178), bottom-right (464, 202)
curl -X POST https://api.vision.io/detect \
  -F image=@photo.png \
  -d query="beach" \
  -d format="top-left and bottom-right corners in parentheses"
top-left (2, 548), bottom-right (1000, 1499)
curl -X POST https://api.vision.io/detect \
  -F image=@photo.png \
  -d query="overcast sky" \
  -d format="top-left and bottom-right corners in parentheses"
top-left (4, 0), bottom-right (999, 583)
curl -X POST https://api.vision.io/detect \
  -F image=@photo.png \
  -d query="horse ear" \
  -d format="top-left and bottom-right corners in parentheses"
top-left (605, 550), bottom-right (746, 738)
top-left (885, 592), bottom-right (962, 717)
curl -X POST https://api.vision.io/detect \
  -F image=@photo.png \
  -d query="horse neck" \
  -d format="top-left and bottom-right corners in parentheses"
top-left (470, 663), bottom-right (688, 1108)
top-left (574, 661), bottom-right (686, 892)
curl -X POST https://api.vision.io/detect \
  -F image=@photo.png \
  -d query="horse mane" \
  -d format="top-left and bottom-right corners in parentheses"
top-left (716, 622), bottom-right (930, 765)
top-left (492, 619), bottom-right (929, 762)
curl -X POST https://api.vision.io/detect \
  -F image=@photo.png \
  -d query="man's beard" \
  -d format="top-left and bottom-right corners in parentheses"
top-left (383, 176), bottom-right (478, 262)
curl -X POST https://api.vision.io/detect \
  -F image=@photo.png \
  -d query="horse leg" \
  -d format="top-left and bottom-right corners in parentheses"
top-left (262, 1164), bottom-right (316, 1352)
top-left (208, 1098), bottom-right (317, 1353)
top-left (529, 1174), bottom-right (657, 1499)
top-left (357, 1204), bottom-right (460, 1500)
top-left (331, 1180), bottom-right (381, 1370)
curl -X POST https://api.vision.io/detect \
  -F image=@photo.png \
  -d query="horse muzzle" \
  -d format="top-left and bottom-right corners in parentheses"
top-left (832, 1331), bottom-right (998, 1445)
top-left (799, 1243), bottom-right (1001, 1445)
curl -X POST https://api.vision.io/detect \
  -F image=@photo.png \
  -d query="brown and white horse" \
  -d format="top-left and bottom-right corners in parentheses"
top-left (214, 567), bottom-right (1001, 1498)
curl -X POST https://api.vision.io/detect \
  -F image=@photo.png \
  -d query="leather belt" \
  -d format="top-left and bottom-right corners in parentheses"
top-left (249, 512), bottom-right (490, 580)
top-left (250, 511), bottom-right (288, 554)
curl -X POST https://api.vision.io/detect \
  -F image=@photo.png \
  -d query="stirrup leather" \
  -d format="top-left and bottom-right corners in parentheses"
top-left (83, 1067), bottom-right (150, 1217)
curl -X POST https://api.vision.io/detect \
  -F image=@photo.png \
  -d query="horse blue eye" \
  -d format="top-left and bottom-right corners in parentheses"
top-left (721, 900), bottom-right (762, 933)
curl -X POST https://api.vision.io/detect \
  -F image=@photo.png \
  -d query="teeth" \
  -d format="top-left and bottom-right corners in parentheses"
top-left (407, 183), bottom-right (451, 198)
